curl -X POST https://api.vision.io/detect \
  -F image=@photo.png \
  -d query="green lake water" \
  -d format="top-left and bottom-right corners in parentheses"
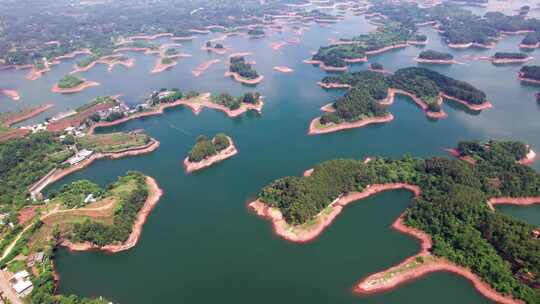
top-left (1, 3), bottom-right (539, 303)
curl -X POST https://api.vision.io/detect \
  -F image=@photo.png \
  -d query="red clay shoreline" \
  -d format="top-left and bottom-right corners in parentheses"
top-left (308, 114), bottom-right (394, 135)
top-left (414, 57), bottom-right (459, 65)
top-left (248, 174), bottom-right (525, 303)
top-left (225, 71), bottom-right (264, 85)
top-left (248, 183), bottom-right (421, 243)
top-left (1, 104), bottom-right (54, 127)
top-left (0, 89), bottom-right (20, 101)
top-left (353, 217), bottom-right (523, 304)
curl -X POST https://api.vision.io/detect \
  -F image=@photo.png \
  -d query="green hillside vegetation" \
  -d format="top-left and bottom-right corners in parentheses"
top-left (0, 133), bottom-right (70, 208)
top-left (257, 140), bottom-right (540, 303)
top-left (211, 92), bottom-right (261, 110)
top-left (188, 134), bottom-right (231, 162)
top-left (493, 52), bottom-right (528, 59)
top-left (229, 56), bottom-right (259, 79)
top-left (520, 65), bottom-right (540, 80)
top-left (57, 75), bottom-right (84, 89)
top-left (320, 67), bottom-right (487, 124)
top-left (418, 50), bottom-right (453, 60)
top-left (312, 22), bottom-right (415, 67)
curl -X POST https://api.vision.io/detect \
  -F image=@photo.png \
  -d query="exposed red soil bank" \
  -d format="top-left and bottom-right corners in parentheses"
top-left (1, 104), bottom-right (54, 127)
top-left (18, 206), bottom-right (39, 225)
top-left (0, 89), bottom-right (20, 101)
top-left (273, 66), bottom-right (294, 73)
top-left (353, 217), bottom-right (523, 304)
top-left (225, 71), bottom-right (264, 85)
top-left (192, 59), bottom-right (221, 77)
top-left (317, 82), bottom-right (352, 89)
top-left (414, 57), bottom-right (460, 65)
top-left (518, 72), bottom-right (540, 85)
top-left (303, 59), bottom-right (348, 72)
top-left (201, 46), bottom-right (231, 55)
top-left (47, 102), bottom-right (114, 132)
top-left (61, 176), bottom-right (163, 253)
top-left (126, 33), bottom-right (173, 41)
top-left (183, 138), bottom-right (238, 173)
top-left (0, 129), bottom-right (30, 142)
top-left (51, 81), bottom-right (100, 94)
top-left (487, 197), bottom-right (540, 211)
top-left (248, 183), bottom-right (421, 243)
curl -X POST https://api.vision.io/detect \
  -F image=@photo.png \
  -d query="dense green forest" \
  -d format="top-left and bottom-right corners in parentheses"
top-left (521, 32), bottom-right (540, 46)
top-left (69, 171), bottom-right (149, 246)
top-left (418, 50), bottom-right (453, 60)
top-left (492, 52), bottom-right (528, 59)
top-left (188, 134), bottom-right (231, 162)
top-left (57, 75), bottom-right (84, 89)
top-left (49, 180), bottom-right (104, 209)
top-left (456, 140), bottom-right (529, 163)
top-left (229, 56), bottom-right (259, 79)
top-left (0, 133), bottom-right (70, 209)
top-left (257, 140), bottom-right (540, 303)
top-left (520, 66), bottom-right (540, 80)
top-left (320, 67), bottom-right (487, 123)
top-left (320, 71), bottom-right (388, 125)
top-left (212, 92), bottom-right (261, 110)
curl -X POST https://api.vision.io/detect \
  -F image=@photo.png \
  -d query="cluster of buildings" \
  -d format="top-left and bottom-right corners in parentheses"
top-left (66, 149), bottom-right (94, 166)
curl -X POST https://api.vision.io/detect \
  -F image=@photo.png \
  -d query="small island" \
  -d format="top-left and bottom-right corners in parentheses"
top-left (225, 56), bottom-right (263, 85)
top-left (51, 75), bottom-right (100, 94)
top-left (491, 52), bottom-right (533, 64)
top-left (183, 133), bottom-right (238, 173)
top-left (306, 23), bottom-right (418, 71)
top-left (415, 49), bottom-right (458, 64)
top-left (248, 28), bottom-right (265, 39)
top-left (0, 89), bottom-right (20, 101)
top-left (520, 32), bottom-right (540, 49)
top-left (250, 139), bottom-right (540, 304)
top-left (202, 41), bottom-right (230, 54)
top-left (311, 67), bottom-right (492, 134)
top-left (273, 66), bottom-right (294, 73)
top-left (518, 65), bottom-right (540, 85)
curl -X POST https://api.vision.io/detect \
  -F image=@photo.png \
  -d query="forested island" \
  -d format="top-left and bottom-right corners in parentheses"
top-left (250, 139), bottom-right (540, 303)
top-left (491, 52), bottom-right (533, 64)
top-left (51, 75), bottom-right (100, 94)
top-left (312, 67), bottom-right (491, 134)
top-left (521, 32), bottom-right (540, 49)
top-left (184, 133), bottom-right (237, 173)
top-left (307, 22), bottom-right (415, 71)
top-left (519, 65), bottom-right (540, 84)
top-left (415, 50), bottom-right (457, 64)
top-left (226, 56), bottom-right (263, 85)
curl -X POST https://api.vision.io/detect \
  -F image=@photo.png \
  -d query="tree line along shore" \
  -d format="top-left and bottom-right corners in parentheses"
top-left (251, 140), bottom-right (540, 304)
top-left (311, 67), bottom-right (491, 134)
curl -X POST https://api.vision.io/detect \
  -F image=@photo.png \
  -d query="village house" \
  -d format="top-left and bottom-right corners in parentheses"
top-left (10, 270), bottom-right (33, 296)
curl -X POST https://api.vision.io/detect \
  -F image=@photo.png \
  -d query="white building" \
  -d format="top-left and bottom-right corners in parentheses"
top-left (10, 270), bottom-right (33, 296)
top-left (67, 149), bottom-right (94, 165)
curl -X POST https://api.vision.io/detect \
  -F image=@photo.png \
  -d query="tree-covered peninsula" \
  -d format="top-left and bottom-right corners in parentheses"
top-left (313, 67), bottom-right (490, 133)
top-left (252, 140), bottom-right (540, 303)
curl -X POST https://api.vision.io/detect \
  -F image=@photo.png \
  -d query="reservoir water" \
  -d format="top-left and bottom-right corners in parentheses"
top-left (1, 3), bottom-right (539, 303)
